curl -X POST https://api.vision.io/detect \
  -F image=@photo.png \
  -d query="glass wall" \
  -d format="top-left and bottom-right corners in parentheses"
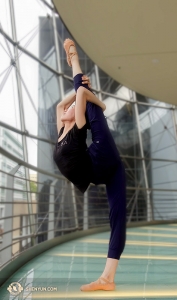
top-left (0, 0), bottom-right (177, 269)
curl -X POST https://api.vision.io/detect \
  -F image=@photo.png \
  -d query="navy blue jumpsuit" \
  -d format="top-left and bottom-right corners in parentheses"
top-left (73, 73), bottom-right (127, 260)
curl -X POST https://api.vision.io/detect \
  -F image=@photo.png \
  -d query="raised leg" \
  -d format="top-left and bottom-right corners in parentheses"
top-left (69, 45), bottom-right (83, 77)
top-left (64, 40), bottom-right (106, 110)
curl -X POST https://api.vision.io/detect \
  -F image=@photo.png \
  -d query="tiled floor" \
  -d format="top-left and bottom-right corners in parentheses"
top-left (1, 224), bottom-right (177, 299)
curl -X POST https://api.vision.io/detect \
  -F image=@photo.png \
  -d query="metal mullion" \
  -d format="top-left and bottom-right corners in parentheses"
top-left (95, 65), bottom-right (102, 101)
top-left (1, 213), bottom-right (70, 223)
top-left (138, 101), bottom-right (173, 110)
top-left (0, 65), bottom-right (13, 93)
top-left (99, 91), bottom-right (176, 109)
top-left (126, 186), bottom-right (177, 192)
top-left (126, 186), bottom-right (143, 209)
top-left (1, 164), bottom-right (21, 266)
top-left (0, 168), bottom-right (65, 189)
top-left (0, 21), bottom-right (100, 94)
top-left (0, 26), bottom-right (63, 77)
top-left (53, 226), bottom-right (78, 233)
top-left (0, 65), bottom-right (12, 77)
top-left (1, 213), bottom-right (37, 221)
top-left (100, 90), bottom-right (131, 103)
top-left (0, 146), bottom-right (65, 179)
top-left (0, 26), bottom-right (17, 44)
top-left (132, 92), bottom-right (153, 221)
top-left (2, 224), bottom-right (33, 237)
top-left (2, 217), bottom-right (73, 236)
top-left (1, 226), bottom-right (79, 253)
top-left (17, 17), bottom-right (49, 60)
top-left (0, 240), bottom-right (32, 262)
top-left (151, 105), bottom-right (177, 143)
top-left (0, 121), bottom-right (56, 145)
top-left (52, 11), bottom-right (64, 99)
top-left (16, 67), bottom-right (52, 141)
top-left (151, 143), bottom-right (177, 154)
top-left (0, 186), bottom-right (55, 197)
top-left (40, 0), bottom-right (54, 10)
top-left (9, 0), bottom-right (35, 244)
top-left (0, 186), bottom-right (96, 203)
top-left (0, 23), bottom-right (13, 58)
top-left (121, 155), bottom-right (177, 163)
top-left (2, 217), bottom-right (79, 239)
top-left (89, 183), bottom-right (177, 192)
top-left (55, 181), bottom-right (66, 231)
top-left (128, 190), bottom-right (141, 223)
top-left (35, 226), bottom-right (78, 238)
top-left (0, 38), bottom-right (12, 58)
top-left (18, 45), bottom-right (62, 76)
top-left (172, 105), bottom-right (177, 143)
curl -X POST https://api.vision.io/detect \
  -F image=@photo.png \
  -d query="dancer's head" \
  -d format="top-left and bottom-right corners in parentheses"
top-left (60, 103), bottom-right (75, 123)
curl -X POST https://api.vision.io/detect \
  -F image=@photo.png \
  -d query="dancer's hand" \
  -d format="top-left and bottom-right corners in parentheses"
top-left (82, 75), bottom-right (91, 89)
top-left (101, 103), bottom-right (106, 111)
top-left (82, 75), bottom-right (106, 112)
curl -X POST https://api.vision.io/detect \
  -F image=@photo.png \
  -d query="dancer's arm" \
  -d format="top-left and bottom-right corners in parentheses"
top-left (56, 92), bottom-right (76, 134)
top-left (57, 91), bottom-right (76, 110)
top-left (84, 88), bottom-right (106, 111)
top-left (75, 86), bottom-right (106, 128)
top-left (57, 75), bottom-right (92, 111)
top-left (56, 76), bottom-right (91, 133)
top-left (82, 76), bottom-right (106, 111)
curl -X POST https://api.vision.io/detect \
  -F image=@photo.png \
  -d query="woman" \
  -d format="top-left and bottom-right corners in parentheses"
top-left (53, 39), bottom-right (127, 291)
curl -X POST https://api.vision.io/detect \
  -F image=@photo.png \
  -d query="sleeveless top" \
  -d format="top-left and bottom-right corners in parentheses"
top-left (53, 123), bottom-right (92, 193)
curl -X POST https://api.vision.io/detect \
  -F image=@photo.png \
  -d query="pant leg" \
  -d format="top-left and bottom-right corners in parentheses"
top-left (73, 73), bottom-right (111, 140)
top-left (73, 73), bottom-right (121, 183)
top-left (86, 101), bottom-right (121, 184)
top-left (74, 74), bottom-right (127, 258)
top-left (106, 160), bottom-right (127, 260)
top-left (73, 73), bottom-right (95, 94)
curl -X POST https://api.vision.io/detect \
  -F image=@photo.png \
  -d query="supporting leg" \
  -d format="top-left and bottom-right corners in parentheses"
top-left (101, 161), bottom-right (126, 277)
top-left (80, 161), bottom-right (127, 291)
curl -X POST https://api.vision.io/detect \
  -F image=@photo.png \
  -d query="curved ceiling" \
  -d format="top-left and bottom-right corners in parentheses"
top-left (53, 0), bottom-right (177, 105)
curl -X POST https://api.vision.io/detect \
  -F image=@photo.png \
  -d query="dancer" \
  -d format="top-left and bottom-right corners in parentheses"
top-left (53, 39), bottom-right (127, 291)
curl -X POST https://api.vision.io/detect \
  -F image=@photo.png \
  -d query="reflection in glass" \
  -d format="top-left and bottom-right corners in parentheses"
top-left (103, 97), bottom-right (141, 155)
top-left (98, 67), bottom-right (120, 97)
top-left (0, 23), bottom-right (14, 70)
top-left (138, 105), bottom-right (177, 160)
top-left (0, 66), bottom-right (21, 129)
top-left (0, 128), bottom-right (23, 160)
top-left (63, 77), bottom-right (74, 95)
top-left (116, 86), bottom-right (132, 101)
top-left (124, 157), bottom-right (147, 222)
top-left (152, 190), bottom-right (177, 220)
top-left (89, 67), bottom-right (97, 90)
top-left (38, 65), bottom-right (60, 139)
